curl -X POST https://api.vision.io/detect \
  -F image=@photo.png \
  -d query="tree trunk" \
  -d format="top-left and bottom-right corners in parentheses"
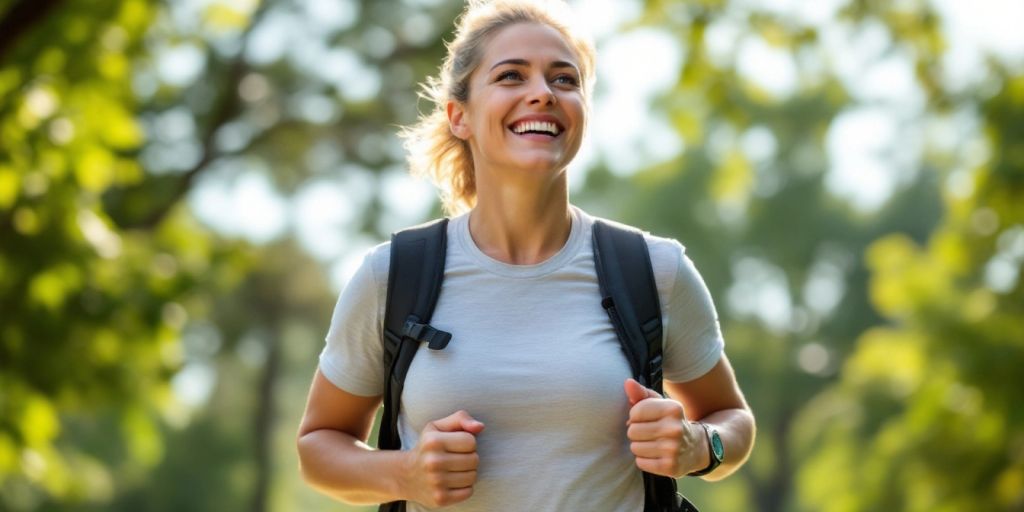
top-left (0, 0), bottom-right (63, 62)
top-left (749, 409), bottom-right (794, 512)
top-left (250, 328), bottom-right (281, 512)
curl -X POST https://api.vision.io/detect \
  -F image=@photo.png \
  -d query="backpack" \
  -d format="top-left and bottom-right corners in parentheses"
top-left (377, 217), bottom-right (699, 512)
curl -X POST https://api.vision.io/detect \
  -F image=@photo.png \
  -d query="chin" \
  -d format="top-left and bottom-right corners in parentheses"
top-left (514, 152), bottom-right (573, 171)
top-left (513, 158), bottom-right (566, 174)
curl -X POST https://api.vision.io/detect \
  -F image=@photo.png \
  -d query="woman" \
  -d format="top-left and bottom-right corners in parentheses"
top-left (296, 1), bottom-right (755, 510)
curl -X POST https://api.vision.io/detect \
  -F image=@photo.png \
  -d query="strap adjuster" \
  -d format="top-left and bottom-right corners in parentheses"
top-left (402, 315), bottom-right (452, 350)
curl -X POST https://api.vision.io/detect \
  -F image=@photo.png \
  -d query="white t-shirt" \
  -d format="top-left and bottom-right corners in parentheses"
top-left (319, 205), bottom-right (724, 512)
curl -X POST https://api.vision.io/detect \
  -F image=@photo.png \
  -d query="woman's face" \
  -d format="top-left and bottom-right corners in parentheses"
top-left (448, 22), bottom-right (587, 183)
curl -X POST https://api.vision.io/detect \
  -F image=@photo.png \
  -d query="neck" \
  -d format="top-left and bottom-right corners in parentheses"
top-left (468, 173), bottom-right (572, 265)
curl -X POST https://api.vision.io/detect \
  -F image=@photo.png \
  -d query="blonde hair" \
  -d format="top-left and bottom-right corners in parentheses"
top-left (399, 0), bottom-right (596, 216)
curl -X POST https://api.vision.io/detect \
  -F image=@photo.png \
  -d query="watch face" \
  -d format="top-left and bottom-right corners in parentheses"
top-left (710, 430), bottom-right (725, 461)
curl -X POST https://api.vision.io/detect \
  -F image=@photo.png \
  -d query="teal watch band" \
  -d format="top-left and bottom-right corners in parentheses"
top-left (688, 422), bottom-right (724, 477)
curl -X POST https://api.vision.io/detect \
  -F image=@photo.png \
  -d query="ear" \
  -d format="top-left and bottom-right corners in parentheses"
top-left (447, 100), bottom-right (471, 140)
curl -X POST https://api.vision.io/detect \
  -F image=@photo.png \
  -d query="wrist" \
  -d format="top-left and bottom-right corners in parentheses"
top-left (695, 422), bottom-right (711, 472)
top-left (687, 422), bottom-right (724, 477)
top-left (682, 421), bottom-right (710, 475)
top-left (389, 449), bottom-right (414, 501)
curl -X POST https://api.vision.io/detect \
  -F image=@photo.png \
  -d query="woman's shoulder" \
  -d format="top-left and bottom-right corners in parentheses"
top-left (365, 240), bottom-right (391, 275)
top-left (642, 231), bottom-right (687, 270)
top-left (575, 206), bottom-right (686, 263)
top-left (640, 231), bottom-right (687, 303)
top-left (340, 241), bottom-right (391, 295)
top-left (574, 207), bottom-right (687, 301)
top-left (357, 214), bottom-right (460, 282)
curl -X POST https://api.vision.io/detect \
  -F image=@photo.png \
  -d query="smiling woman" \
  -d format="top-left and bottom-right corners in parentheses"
top-left (400, 0), bottom-right (595, 217)
top-left (295, 1), bottom-right (755, 511)
top-left (447, 21), bottom-right (586, 212)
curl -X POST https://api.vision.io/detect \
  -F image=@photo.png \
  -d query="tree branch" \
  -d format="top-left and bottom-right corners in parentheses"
top-left (131, 1), bottom-right (272, 229)
top-left (0, 0), bottom-right (64, 64)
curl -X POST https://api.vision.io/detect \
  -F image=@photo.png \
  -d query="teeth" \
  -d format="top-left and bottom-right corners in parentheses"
top-left (512, 120), bottom-right (560, 135)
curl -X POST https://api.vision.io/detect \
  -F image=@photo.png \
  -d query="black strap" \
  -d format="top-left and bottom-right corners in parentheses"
top-left (377, 217), bottom-right (694, 512)
top-left (593, 219), bottom-right (688, 512)
top-left (591, 219), bottom-right (664, 391)
top-left (379, 218), bottom-right (450, 512)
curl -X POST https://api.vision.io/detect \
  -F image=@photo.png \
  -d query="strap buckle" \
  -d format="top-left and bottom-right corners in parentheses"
top-left (402, 315), bottom-right (452, 350)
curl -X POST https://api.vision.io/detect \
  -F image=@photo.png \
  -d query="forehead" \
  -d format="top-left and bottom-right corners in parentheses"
top-left (479, 22), bottom-right (579, 68)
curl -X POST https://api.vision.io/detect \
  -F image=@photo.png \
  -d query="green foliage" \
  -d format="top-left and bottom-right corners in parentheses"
top-left (594, 1), bottom-right (1022, 511)
top-left (796, 69), bottom-right (1024, 511)
top-left (0, 0), bottom-right (249, 508)
top-left (5, 0), bottom-right (456, 507)
top-left (2, 0), bottom-right (1021, 510)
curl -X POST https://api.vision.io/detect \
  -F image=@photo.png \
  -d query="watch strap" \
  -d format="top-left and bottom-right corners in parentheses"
top-left (688, 422), bottom-right (722, 477)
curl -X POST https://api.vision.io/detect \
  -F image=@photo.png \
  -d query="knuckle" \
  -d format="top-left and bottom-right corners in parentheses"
top-left (423, 454), bottom-right (443, 473)
top-left (626, 424), bottom-right (639, 440)
top-left (432, 490), bottom-right (448, 507)
top-left (426, 471), bottom-right (443, 487)
top-left (665, 422), bottom-right (683, 439)
top-left (661, 439), bottom-right (680, 454)
top-left (459, 432), bottom-right (477, 448)
top-left (667, 404), bottom-right (684, 419)
top-left (421, 435), bottom-right (442, 451)
top-left (628, 405), bottom-right (645, 421)
top-left (663, 436), bottom-right (679, 452)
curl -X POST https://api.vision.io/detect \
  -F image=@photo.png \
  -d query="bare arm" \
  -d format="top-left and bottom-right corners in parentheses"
top-left (296, 369), bottom-right (484, 507)
top-left (296, 369), bottom-right (403, 504)
top-left (664, 354), bottom-right (755, 481)
top-left (625, 354), bottom-right (754, 480)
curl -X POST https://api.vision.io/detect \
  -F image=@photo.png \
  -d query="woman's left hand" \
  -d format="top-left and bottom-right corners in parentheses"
top-left (623, 378), bottom-right (708, 478)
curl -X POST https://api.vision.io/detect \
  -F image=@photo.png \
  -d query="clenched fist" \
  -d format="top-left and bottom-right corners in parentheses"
top-left (624, 378), bottom-right (707, 478)
top-left (401, 410), bottom-right (485, 508)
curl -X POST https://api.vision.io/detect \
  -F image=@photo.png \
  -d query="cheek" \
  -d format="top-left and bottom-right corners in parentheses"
top-left (564, 96), bottom-right (586, 124)
top-left (568, 102), bottom-right (587, 140)
top-left (478, 100), bottom-right (510, 131)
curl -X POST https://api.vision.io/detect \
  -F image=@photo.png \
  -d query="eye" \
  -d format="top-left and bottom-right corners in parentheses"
top-left (552, 74), bottom-right (580, 87)
top-left (496, 70), bottom-right (523, 82)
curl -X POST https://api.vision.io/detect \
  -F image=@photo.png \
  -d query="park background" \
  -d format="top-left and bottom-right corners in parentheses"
top-left (1, 0), bottom-right (1022, 510)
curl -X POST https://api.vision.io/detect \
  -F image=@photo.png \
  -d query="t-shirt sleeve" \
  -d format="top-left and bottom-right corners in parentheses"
top-left (318, 245), bottom-right (389, 397)
top-left (658, 240), bottom-right (725, 383)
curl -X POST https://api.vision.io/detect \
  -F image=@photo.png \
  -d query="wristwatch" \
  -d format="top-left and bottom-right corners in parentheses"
top-left (688, 422), bottom-right (724, 477)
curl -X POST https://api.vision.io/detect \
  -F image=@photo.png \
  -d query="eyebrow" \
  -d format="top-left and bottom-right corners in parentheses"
top-left (488, 58), bottom-right (579, 73)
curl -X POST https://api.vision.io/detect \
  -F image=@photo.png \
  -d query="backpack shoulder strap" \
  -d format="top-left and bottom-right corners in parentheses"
top-left (592, 219), bottom-right (697, 512)
top-left (379, 218), bottom-right (451, 452)
top-left (591, 219), bottom-right (664, 392)
top-left (378, 218), bottom-right (451, 512)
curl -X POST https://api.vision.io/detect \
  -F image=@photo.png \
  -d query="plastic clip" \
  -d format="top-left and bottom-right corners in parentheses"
top-left (402, 316), bottom-right (452, 350)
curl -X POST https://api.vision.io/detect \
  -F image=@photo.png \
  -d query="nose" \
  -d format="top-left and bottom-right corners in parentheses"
top-left (527, 78), bottom-right (556, 106)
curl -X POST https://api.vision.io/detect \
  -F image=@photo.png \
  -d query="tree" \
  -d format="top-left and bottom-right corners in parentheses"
top-left (796, 67), bottom-right (1024, 511)
top-left (586, 0), bottom-right (1015, 510)
top-left (1, 0), bottom-right (455, 508)
top-left (4, 0), bottom-right (1018, 510)
top-left (0, 1), bottom-right (241, 508)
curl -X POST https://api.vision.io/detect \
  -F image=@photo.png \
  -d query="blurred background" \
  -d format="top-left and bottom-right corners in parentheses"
top-left (1, 0), bottom-right (1022, 510)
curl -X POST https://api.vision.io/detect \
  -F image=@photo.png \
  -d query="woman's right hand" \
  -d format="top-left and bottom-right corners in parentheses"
top-left (401, 410), bottom-right (485, 508)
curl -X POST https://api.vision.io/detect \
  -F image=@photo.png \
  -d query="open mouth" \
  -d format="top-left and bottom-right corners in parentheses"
top-left (508, 120), bottom-right (563, 139)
